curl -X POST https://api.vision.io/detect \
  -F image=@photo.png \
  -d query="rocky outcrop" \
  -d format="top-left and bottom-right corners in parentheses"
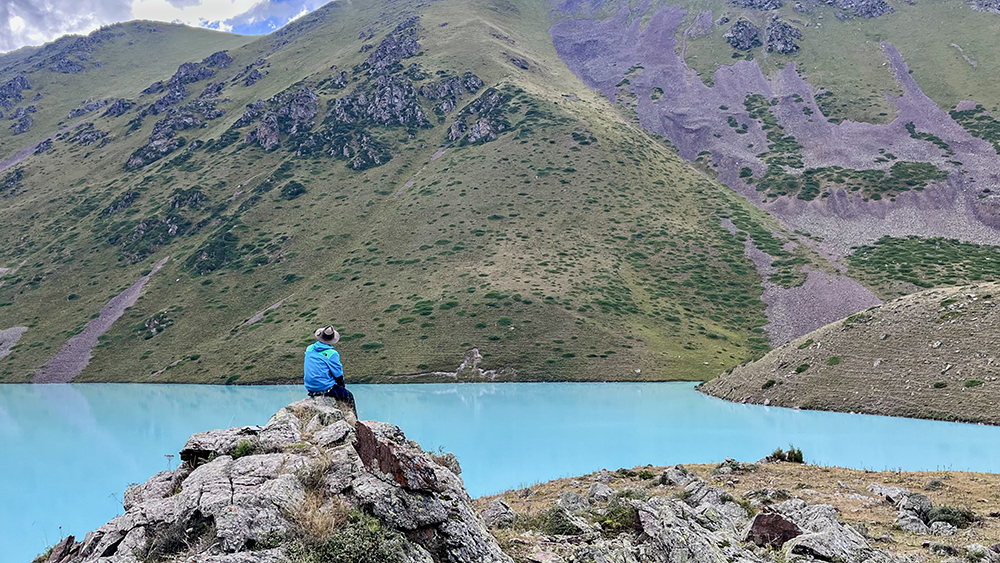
top-left (497, 474), bottom-right (914, 563)
top-left (10, 114), bottom-right (32, 135)
top-left (448, 88), bottom-right (510, 144)
top-left (0, 75), bottom-right (30, 105)
top-left (744, 512), bottom-right (802, 548)
top-left (244, 87), bottom-right (318, 150)
top-left (243, 69), bottom-right (263, 86)
top-left (732, 0), bottom-right (784, 9)
top-left (70, 124), bottom-right (111, 147)
top-left (833, 0), bottom-right (893, 17)
top-left (101, 99), bottom-right (132, 118)
top-left (726, 20), bottom-right (762, 51)
top-left (50, 57), bottom-right (87, 74)
top-left (864, 483), bottom-right (974, 537)
top-left (766, 20), bottom-right (802, 54)
top-left (331, 75), bottom-right (429, 128)
top-left (45, 397), bottom-right (511, 563)
top-left (362, 18), bottom-right (420, 76)
top-left (69, 99), bottom-right (111, 119)
top-left (201, 50), bottom-right (233, 69)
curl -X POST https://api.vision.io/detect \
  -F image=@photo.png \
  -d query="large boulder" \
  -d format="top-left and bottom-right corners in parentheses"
top-left (45, 396), bottom-right (512, 563)
top-left (481, 498), bottom-right (517, 528)
top-left (744, 512), bottom-right (803, 548)
top-left (557, 491), bottom-right (591, 512)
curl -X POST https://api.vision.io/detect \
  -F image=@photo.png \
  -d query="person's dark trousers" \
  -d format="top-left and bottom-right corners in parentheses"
top-left (315, 384), bottom-right (355, 406)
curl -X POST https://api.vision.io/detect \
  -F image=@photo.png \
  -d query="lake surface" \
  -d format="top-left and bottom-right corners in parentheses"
top-left (2, 382), bottom-right (999, 563)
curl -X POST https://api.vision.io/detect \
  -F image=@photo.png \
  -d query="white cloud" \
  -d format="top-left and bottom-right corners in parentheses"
top-left (131, 0), bottom-right (262, 28)
top-left (0, 0), bottom-right (330, 53)
top-left (0, 0), bottom-right (133, 52)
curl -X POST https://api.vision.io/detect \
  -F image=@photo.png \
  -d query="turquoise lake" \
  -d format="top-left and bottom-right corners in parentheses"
top-left (2, 382), bottom-right (999, 562)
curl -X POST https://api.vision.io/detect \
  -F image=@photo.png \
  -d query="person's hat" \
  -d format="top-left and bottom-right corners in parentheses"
top-left (315, 326), bottom-right (340, 345)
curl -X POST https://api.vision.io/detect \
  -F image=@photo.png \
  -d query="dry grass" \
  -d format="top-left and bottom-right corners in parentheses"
top-left (702, 283), bottom-right (1000, 424)
top-left (294, 494), bottom-right (351, 542)
top-left (476, 461), bottom-right (1000, 561)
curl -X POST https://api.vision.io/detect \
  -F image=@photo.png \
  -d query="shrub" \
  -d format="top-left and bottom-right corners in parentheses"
top-left (768, 446), bottom-right (803, 463)
top-left (290, 511), bottom-right (407, 563)
top-left (232, 440), bottom-right (257, 459)
top-left (795, 363), bottom-right (810, 373)
top-left (762, 379), bottom-right (776, 389)
top-left (926, 506), bottom-right (976, 528)
top-left (637, 470), bottom-right (655, 480)
top-left (964, 379), bottom-right (984, 388)
top-left (280, 181), bottom-right (307, 200)
top-left (591, 500), bottom-right (638, 536)
top-left (933, 381), bottom-right (948, 389)
top-left (826, 356), bottom-right (841, 365)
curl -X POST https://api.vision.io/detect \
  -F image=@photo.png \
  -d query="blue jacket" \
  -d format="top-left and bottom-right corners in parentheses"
top-left (303, 342), bottom-right (344, 392)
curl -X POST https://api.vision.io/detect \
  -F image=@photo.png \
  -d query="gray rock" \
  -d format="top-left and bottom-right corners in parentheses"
top-left (588, 482), bottom-right (614, 502)
top-left (660, 464), bottom-right (695, 486)
top-left (313, 419), bottom-right (353, 447)
top-left (123, 470), bottom-right (184, 510)
top-left (966, 544), bottom-right (1000, 563)
top-left (929, 543), bottom-right (959, 556)
top-left (593, 469), bottom-right (615, 483)
top-left (43, 398), bottom-right (514, 563)
top-left (868, 483), bottom-right (911, 504)
top-left (931, 521), bottom-right (959, 536)
top-left (180, 425), bottom-right (261, 464)
top-left (896, 511), bottom-right (931, 535)
top-left (765, 20), bottom-right (802, 54)
top-left (482, 498), bottom-right (517, 528)
top-left (744, 512), bottom-right (803, 548)
top-left (725, 20), bottom-right (762, 51)
top-left (898, 492), bottom-right (933, 518)
top-left (557, 491), bottom-right (591, 512)
top-left (636, 497), bottom-right (759, 563)
top-left (182, 548), bottom-right (286, 562)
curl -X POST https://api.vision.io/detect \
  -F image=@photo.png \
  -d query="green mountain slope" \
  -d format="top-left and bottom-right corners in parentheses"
top-left (0, 0), bottom-right (792, 384)
top-left (0, 22), bottom-right (250, 157)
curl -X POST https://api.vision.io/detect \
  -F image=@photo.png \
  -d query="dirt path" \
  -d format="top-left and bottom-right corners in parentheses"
top-left (0, 326), bottom-right (28, 361)
top-left (245, 299), bottom-right (285, 325)
top-left (0, 120), bottom-right (85, 174)
top-left (34, 257), bottom-right (169, 384)
top-left (394, 148), bottom-right (447, 198)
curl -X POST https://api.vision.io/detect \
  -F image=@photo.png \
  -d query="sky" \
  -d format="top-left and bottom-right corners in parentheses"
top-left (0, 0), bottom-right (331, 53)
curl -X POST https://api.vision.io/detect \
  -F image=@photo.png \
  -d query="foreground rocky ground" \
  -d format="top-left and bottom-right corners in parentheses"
top-left (701, 282), bottom-right (1000, 424)
top-left (36, 398), bottom-right (1000, 563)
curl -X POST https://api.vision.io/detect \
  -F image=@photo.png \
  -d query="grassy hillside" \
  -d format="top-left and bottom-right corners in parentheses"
top-left (0, 22), bottom-right (250, 157)
top-left (700, 282), bottom-right (1000, 424)
top-left (673, 0), bottom-right (1000, 124)
top-left (0, 0), bottom-right (792, 384)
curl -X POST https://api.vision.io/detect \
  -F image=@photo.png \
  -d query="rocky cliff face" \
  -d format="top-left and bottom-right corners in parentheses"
top-left (41, 397), bottom-right (510, 563)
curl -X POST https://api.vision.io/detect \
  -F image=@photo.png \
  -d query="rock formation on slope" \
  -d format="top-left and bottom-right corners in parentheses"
top-left (40, 397), bottom-right (510, 563)
top-left (700, 282), bottom-right (1000, 424)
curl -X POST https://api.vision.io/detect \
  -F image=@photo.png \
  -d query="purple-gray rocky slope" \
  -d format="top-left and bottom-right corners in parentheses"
top-left (551, 2), bottom-right (1000, 341)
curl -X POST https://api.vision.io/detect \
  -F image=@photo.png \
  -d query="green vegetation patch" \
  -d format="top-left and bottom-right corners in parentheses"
top-left (950, 104), bottom-right (1000, 154)
top-left (848, 236), bottom-right (1000, 294)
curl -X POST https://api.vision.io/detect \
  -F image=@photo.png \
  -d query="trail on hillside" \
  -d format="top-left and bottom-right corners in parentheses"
top-left (34, 257), bottom-right (169, 384)
top-left (0, 326), bottom-right (28, 361)
top-left (0, 120), bottom-right (86, 174)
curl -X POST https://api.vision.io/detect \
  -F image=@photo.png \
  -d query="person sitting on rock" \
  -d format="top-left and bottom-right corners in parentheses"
top-left (304, 326), bottom-right (355, 407)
